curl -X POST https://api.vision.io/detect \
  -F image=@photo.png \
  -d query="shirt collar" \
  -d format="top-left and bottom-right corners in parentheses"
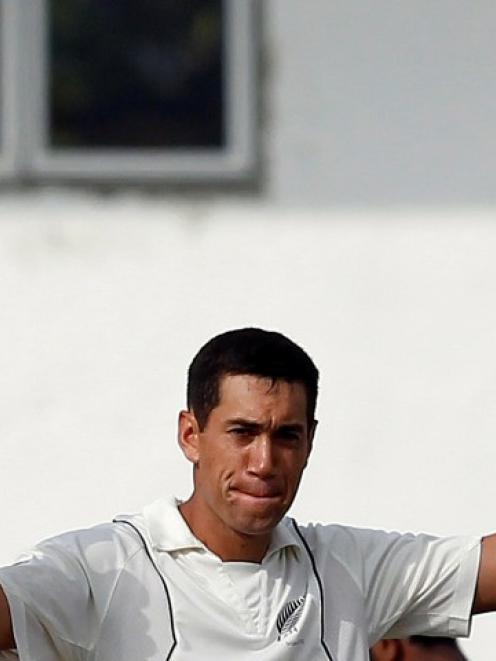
top-left (141, 495), bottom-right (302, 558)
top-left (142, 496), bottom-right (203, 552)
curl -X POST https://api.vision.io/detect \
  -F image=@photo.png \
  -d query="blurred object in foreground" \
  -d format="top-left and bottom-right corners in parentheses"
top-left (370, 636), bottom-right (467, 661)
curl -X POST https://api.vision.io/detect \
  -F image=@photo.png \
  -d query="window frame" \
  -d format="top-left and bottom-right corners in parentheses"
top-left (0, 0), bottom-right (21, 178)
top-left (9, 0), bottom-right (257, 183)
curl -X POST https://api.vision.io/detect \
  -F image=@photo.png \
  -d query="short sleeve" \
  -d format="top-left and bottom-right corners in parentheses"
top-left (0, 540), bottom-right (96, 661)
top-left (0, 524), bottom-right (135, 661)
top-left (352, 528), bottom-right (481, 644)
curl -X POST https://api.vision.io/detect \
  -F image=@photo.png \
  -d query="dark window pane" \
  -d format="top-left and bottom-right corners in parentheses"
top-left (48, 0), bottom-right (224, 149)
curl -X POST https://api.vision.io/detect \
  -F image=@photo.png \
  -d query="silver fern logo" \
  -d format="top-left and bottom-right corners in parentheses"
top-left (277, 596), bottom-right (306, 640)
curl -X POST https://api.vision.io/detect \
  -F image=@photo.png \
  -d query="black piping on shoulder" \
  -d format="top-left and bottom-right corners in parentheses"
top-left (291, 519), bottom-right (334, 661)
top-left (113, 518), bottom-right (177, 661)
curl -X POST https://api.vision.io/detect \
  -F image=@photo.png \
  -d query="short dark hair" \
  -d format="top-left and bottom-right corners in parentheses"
top-left (187, 328), bottom-right (319, 430)
top-left (410, 636), bottom-right (460, 649)
top-left (369, 636), bottom-right (464, 661)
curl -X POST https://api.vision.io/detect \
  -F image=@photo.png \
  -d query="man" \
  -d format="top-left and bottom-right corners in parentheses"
top-left (370, 636), bottom-right (467, 661)
top-left (0, 328), bottom-right (495, 660)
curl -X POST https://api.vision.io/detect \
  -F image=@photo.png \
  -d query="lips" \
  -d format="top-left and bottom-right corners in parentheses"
top-left (230, 485), bottom-right (282, 499)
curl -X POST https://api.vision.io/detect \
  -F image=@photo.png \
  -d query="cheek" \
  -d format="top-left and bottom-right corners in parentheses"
top-left (201, 446), bottom-right (241, 481)
top-left (285, 458), bottom-right (308, 487)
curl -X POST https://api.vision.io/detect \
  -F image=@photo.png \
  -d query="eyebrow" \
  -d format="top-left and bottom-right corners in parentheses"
top-left (226, 418), bottom-right (262, 430)
top-left (225, 419), bottom-right (305, 433)
top-left (276, 423), bottom-right (306, 435)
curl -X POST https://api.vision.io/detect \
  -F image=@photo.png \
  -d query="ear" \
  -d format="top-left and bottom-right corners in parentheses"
top-left (178, 410), bottom-right (201, 465)
top-left (369, 640), bottom-right (404, 661)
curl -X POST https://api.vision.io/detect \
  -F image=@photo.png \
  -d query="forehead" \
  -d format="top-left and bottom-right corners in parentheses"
top-left (215, 374), bottom-right (308, 420)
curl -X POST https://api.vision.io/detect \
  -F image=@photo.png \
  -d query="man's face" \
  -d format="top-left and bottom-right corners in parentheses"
top-left (180, 374), bottom-right (315, 545)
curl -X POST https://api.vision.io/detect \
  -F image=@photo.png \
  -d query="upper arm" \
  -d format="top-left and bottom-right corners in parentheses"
top-left (352, 528), bottom-right (480, 641)
top-left (0, 587), bottom-right (15, 650)
top-left (473, 534), bottom-right (496, 614)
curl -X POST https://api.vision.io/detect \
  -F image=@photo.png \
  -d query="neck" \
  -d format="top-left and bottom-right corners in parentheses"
top-left (179, 499), bottom-right (271, 563)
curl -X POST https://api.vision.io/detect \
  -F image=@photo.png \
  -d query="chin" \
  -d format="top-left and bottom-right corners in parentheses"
top-left (224, 492), bottom-right (291, 533)
top-left (236, 523), bottom-right (276, 538)
top-left (233, 511), bottom-right (285, 536)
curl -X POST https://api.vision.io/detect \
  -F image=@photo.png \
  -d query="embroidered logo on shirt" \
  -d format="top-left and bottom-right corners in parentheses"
top-left (276, 596), bottom-right (306, 641)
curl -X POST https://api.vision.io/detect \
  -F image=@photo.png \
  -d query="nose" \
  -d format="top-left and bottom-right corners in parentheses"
top-left (247, 435), bottom-right (276, 478)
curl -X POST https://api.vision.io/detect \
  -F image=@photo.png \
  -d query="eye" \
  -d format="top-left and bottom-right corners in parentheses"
top-left (275, 429), bottom-right (302, 444)
top-left (229, 427), bottom-right (253, 437)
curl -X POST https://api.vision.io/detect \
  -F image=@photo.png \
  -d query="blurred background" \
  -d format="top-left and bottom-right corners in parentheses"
top-left (1, 1), bottom-right (496, 657)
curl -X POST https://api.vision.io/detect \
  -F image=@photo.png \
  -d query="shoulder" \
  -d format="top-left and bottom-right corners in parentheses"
top-left (16, 519), bottom-right (145, 578)
top-left (292, 520), bottom-right (458, 562)
top-left (290, 521), bottom-right (430, 584)
top-left (292, 520), bottom-right (379, 555)
top-left (293, 520), bottom-right (435, 554)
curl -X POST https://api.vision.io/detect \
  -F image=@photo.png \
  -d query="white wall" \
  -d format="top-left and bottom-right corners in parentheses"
top-left (2, 1), bottom-right (496, 658)
top-left (2, 199), bottom-right (496, 658)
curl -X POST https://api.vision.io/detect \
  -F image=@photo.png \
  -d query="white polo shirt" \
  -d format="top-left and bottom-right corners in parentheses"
top-left (0, 497), bottom-right (481, 661)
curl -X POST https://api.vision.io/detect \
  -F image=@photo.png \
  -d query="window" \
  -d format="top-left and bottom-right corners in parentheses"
top-left (3, 0), bottom-right (256, 183)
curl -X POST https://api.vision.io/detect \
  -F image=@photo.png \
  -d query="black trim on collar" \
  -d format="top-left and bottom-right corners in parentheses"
top-left (291, 519), bottom-right (334, 661)
top-left (113, 518), bottom-right (177, 660)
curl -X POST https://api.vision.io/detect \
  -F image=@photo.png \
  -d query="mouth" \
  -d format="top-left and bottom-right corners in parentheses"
top-left (229, 487), bottom-right (284, 505)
